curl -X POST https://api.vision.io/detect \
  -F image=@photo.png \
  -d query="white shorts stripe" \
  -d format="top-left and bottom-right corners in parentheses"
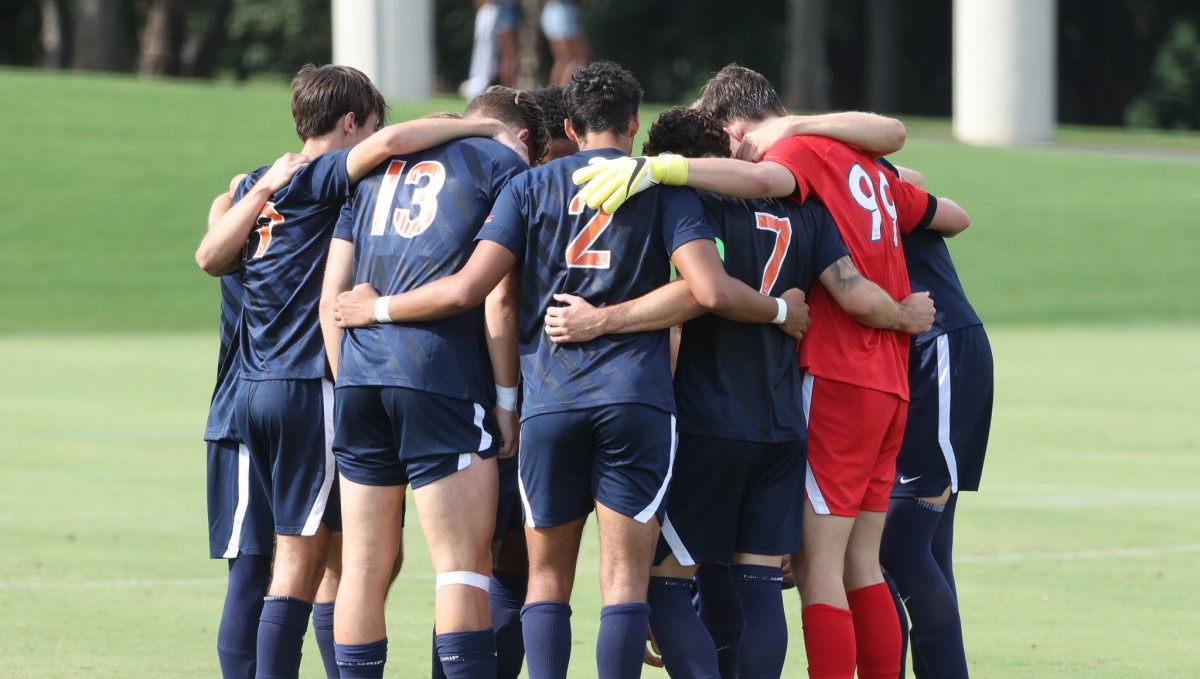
top-left (301, 379), bottom-right (338, 536)
top-left (801, 372), bottom-right (830, 514)
top-left (634, 415), bottom-right (677, 524)
top-left (517, 436), bottom-right (536, 527)
top-left (474, 403), bottom-right (493, 453)
top-left (935, 335), bottom-right (960, 493)
top-left (221, 444), bottom-right (252, 558)
top-left (660, 515), bottom-right (695, 567)
top-left (457, 453), bottom-right (472, 472)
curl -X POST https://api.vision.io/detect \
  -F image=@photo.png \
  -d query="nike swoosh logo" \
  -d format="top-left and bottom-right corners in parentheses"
top-left (624, 157), bottom-right (647, 194)
top-left (898, 475), bottom-right (922, 484)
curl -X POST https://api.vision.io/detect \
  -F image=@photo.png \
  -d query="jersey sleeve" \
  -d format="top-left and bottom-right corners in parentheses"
top-left (294, 148), bottom-right (354, 205)
top-left (476, 175), bottom-right (527, 262)
top-left (882, 166), bottom-right (937, 234)
top-left (659, 187), bottom-right (716, 255)
top-left (762, 136), bottom-right (824, 203)
top-left (332, 196), bottom-right (355, 243)
top-left (807, 203), bottom-right (851, 274)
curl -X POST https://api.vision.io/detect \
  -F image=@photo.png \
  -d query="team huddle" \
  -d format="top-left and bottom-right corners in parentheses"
top-left (199, 60), bottom-right (993, 679)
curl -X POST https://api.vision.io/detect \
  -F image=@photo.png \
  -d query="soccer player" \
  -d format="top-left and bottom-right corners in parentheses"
top-left (195, 64), bottom-right (529, 679)
top-left (331, 60), bottom-right (808, 679)
top-left (546, 106), bottom-right (935, 679)
top-left (531, 85), bottom-right (580, 161)
top-left (318, 85), bottom-right (547, 679)
top-left (203, 175), bottom-right (285, 679)
top-left (571, 64), bottom-right (970, 679)
top-left (878, 163), bottom-right (993, 679)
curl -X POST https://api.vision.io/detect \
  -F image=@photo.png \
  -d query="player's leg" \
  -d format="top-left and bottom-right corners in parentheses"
top-left (494, 3), bottom-right (518, 87)
top-left (490, 459), bottom-right (529, 679)
top-left (796, 502), bottom-right (856, 679)
top-left (460, 2), bottom-right (500, 98)
top-left (882, 571), bottom-right (912, 679)
top-left (728, 439), bottom-right (806, 679)
top-left (519, 410), bottom-right (595, 679)
top-left (647, 554), bottom-right (712, 679)
top-left (694, 564), bottom-right (742, 679)
top-left (591, 404), bottom-right (676, 679)
top-left (312, 519), bottom-right (341, 678)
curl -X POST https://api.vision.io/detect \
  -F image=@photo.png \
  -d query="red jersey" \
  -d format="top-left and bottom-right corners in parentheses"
top-left (763, 135), bottom-right (937, 399)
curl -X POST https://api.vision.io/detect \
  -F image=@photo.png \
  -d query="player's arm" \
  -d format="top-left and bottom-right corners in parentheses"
top-left (485, 269), bottom-right (521, 459)
top-left (574, 155), bottom-right (796, 213)
top-left (195, 154), bottom-right (310, 276)
top-left (346, 117), bottom-right (527, 182)
top-left (818, 256), bottom-right (934, 334)
top-left (543, 279), bottom-right (704, 343)
top-left (334, 241), bottom-right (518, 328)
top-left (319, 237), bottom-right (355, 380)
top-left (892, 164), bottom-right (926, 189)
top-left (734, 112), bottom-right (907, 161)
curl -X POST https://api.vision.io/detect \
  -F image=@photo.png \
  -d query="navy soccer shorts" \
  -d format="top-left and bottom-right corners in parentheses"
top-left (655, 434), bottom-right (806, 566)
top-left (332, 385), bottom-right (498, 489)
top-left (206, 439), bottom-right (274, 558)
top-left (518, 404), bottom-right (676, 528)
top-left (494, 454), bottom-right (524, 541)
top-left (894, 324), bottom-right (994, 498)
top-left (237, 378), bottom-right (341, 535)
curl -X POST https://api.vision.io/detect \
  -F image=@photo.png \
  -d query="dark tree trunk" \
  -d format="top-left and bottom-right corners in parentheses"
top-left (181, 0), bottom-right (234, 78)
top-left (515, 0), bottom-right (543, 89)
top-left (138, 0), bottom-right (191, 76)
top-left (783, 0), bottom-right (830, 111)
top-left (71, 0), bottom-right (128, 72)
top-left (866, 0), bottom-right (897, 113)
top-left (39, 0), bottom-right (71, 69)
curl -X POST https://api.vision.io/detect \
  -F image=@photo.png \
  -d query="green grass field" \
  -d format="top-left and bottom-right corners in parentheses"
top-left (1, 67), bottom-right (1199, 677)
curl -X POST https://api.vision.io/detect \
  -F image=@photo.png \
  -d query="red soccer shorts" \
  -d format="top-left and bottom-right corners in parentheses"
top-left (802, 373), bottom-right (908, 516)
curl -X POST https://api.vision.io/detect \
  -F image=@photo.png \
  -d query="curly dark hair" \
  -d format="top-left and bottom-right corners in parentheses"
top-left (563, 61), bottom-right (643, 137)
top-left (643, 107), bottom-right (731, 158)
top-left (530, 85), bottom-right (569, 141)
top-left (694, 63), bottom-right (786, 125)
top-left (465, 86), bottom-right (551, 165)
top-left (290, 64), bottom-right (388, 141)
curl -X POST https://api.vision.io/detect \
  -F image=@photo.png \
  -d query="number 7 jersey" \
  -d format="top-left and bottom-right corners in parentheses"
top-left (764, 135), bottom-right (938, 400)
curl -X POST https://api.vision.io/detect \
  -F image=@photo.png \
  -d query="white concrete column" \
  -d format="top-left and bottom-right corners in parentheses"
top-left (953, 0), bottom-right (1056, 145)
top-left (333, 0), bottom-right (433, 101)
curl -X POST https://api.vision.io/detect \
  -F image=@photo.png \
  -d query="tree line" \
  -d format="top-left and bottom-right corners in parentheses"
top-left (2, 0), bottom-right (1198, 130)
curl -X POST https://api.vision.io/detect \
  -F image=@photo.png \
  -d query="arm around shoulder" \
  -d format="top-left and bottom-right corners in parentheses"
top-left (927, 197), bottom-right (970, 237)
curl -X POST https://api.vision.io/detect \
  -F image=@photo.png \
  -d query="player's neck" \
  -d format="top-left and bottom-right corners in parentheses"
top-left (576, 131), bottom-right (633, 155)
top-left (300, 136), bottom-right (351, 158)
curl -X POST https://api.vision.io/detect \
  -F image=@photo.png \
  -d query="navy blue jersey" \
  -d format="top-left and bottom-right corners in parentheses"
top-left (204, 273), bottom-right (244, 442)
top-left (235, 148), bottom-right (353, 380)
top-left (873, 158), bottom-right (982, 341)
top-left (478, 148), bottom-right (714, 420)
top-left (903, 229), bottom-right (982, 341)
top-left (333, 138), bottom-right (528, 404)
top-left (675, 194), bottom-right (849, 442)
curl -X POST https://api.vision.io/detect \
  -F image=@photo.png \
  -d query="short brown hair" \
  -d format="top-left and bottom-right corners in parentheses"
top-left (465, 86), bottom-right (551, 166)
top-left (643, 107), bottom-right (731, 159)
top-left (695, 63), bottom-right (786, 125)
top-left (564, 61), bottom-right (643, 137)
top-left (290, 64), bottom-right (388, 141)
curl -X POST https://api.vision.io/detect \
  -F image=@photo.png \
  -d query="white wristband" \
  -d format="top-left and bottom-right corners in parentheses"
top-left (374, 296), bottom-right (393, 324)
top-left (496, 384), bottom-right (518, 411)
top-left (771, 297), bottom-right (788, 325)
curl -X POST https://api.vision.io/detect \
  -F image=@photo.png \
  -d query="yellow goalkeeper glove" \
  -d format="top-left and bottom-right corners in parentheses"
top-left (571, 154), bottom-right (689, 213)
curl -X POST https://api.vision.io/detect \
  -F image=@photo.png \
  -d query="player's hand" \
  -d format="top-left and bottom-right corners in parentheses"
top-left (571, 154), bottom-right (689, 214)
top-left (896, 291), bottom-right (935, 334)
top-left (643, 626), bottom-right (664, 668)
top-left (333, 283), bottom-right (382, 329)
top-left (734, 116), bottom-right (797, 162)
top-left (777, 288), bottom-right (810, 339)
top-left (781, 554), bottom-right (797, 590)
top-left (544, 293), bottom-right (605, 343)
top-left (259, 153), bottom-right (311, 193)
top-left (491, 124), bottom-right (529, 164)
top-left (492, 405), bottom-right (520, 459)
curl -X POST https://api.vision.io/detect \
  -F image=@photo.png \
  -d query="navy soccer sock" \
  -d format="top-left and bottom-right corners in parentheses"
top-left (436, 630), bottom-right (497, 679)
top-left (881, 497), bottom-right (966, 679)
top-left (932, 494), bottom-right (959, 597)
top-left (731, 564), bottom-right (788, 679)
top-left (490, 570), bottom-right (528, 679)
top-left (695, 564), bottom-right (743, 679)
top-left (647, 577), bottom-right (720, 678)
top-left (883, 571), bottom-right (912, 679)
top-left (312, 602), bottom-right (338, 678)
top-left (521, 601), bottom-right (572, 678)
top-left (431, 627), bottom-right (448, 679)
top-left (217, 555), bottom-right (271, 679)
top-left (256, 596), bottom-right (312, 679)
top-left (597, 603), bottom-right (652, 679)
top-left (334, 638), bottom-right (387, 679)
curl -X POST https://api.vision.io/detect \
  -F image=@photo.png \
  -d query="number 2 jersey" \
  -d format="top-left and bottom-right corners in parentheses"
top-left (764, 136), bottom-right (938, 400)
top-left (234, 149), bottom-right (354, 381)
top-left (478, 147), bottom-right (715, 420)
top-left (333, 138), bottom-right (528, 406)
top-left (675, 193), bottom-right (849, 443)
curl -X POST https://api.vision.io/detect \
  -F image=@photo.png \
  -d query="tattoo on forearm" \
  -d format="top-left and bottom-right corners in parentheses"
top-left (833, 257), bottom-right (863, 291)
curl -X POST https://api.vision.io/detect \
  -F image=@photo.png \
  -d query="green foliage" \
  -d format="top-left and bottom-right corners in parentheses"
top-left (2, 327), bottom-right (1198, 676)
top-left (1126, 21), bottom-right (1200, 130)
top-left (221, 0), bottom-right (333, 80)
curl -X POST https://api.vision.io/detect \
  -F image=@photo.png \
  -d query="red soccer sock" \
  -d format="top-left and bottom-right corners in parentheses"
top-left (846, 582), bottom-right (902, 679)
top-left (801, 603), bottom-right (856, 679)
